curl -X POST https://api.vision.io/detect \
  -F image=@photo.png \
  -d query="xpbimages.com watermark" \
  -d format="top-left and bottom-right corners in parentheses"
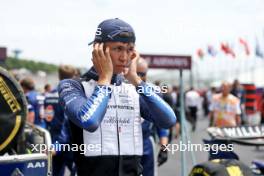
top-left (161, 141), bottom-right (234, 155)
top-left (96, 84), bottom-right (168, 96)
top-left (31, 141), bottom-right (101, 155)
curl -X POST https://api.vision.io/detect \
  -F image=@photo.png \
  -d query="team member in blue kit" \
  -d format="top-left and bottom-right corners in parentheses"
top-left (20, 77), bottom-right (46, 128)
top-left (137, 58), bottom-right (169, 176)
top-left (58, 18), bottom-right (176, 176)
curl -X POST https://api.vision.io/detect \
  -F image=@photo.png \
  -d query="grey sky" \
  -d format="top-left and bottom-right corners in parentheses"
top-left (1, 0), bottom-right (263, 68)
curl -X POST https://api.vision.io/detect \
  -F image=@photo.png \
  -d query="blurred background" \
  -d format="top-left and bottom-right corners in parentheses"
top-left (1, 0), bottom-right (264, 90)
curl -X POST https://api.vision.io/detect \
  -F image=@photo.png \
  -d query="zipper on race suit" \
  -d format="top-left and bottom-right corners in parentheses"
top-left (112, 92), bottom-right (121, 175)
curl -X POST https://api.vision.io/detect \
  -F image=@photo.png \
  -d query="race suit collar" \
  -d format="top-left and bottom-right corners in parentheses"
top-left (82, 67), bottom-right (123, 86)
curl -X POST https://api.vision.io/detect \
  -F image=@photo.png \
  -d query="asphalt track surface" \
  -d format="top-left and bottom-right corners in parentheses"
top-left (65, 116), bottom-right (264, 176)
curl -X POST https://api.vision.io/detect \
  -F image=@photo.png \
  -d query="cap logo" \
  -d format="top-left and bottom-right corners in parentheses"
top-left (95, 28), bottom-right (102, 36)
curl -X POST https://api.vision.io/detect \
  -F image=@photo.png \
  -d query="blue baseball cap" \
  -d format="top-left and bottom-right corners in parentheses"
top-left (88, 18), bottom-right (136, 45)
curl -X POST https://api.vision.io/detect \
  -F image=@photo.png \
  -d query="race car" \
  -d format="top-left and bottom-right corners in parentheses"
top-left (189, 125), bottom-right (264, 176)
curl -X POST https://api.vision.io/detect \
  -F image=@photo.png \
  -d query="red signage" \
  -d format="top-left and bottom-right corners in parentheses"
top-left (0, 47), bottom-right (7, 61)
top-left (140, 54), bottom-right (191, 70)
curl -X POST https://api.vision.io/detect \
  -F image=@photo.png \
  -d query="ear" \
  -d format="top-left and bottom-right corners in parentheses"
top-left (131, 52), bottom-right (136, 60)
top-left (131, 50), bottom-right (139, 61)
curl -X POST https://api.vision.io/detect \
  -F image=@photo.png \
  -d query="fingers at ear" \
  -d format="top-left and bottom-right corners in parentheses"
top-left (92, 43), bottom-right (100, 60)
top-left (98, 43), bottom-right (105, 58)
top-left (105, 47), bottom-right (111, 60)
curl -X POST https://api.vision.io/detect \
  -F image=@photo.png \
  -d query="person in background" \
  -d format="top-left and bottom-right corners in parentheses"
top-left (171, 86), bottom-right (178, 110)
top-left (209, 82), bottom-right (241, 127)
top-left (231, 79), bottom-right (245, 124)
top-left (204, 86), bottom-right (216, 117)
top-left (161, 85), bottom-right (177, 142)
top-left (185, 87), bottom-right (200, 131)
top-left (171, 86), bottom-right (180, 139)
top-left (137, 58), bottom-right (169, 176)
top-left (154, 80), bottom-right (161, 89)
top-left (44, 83), bottom-right (52, 95)
top-left (162, 85), bottom-right (173, 107)
top-left (20, 77), bottom-right (45, 128)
